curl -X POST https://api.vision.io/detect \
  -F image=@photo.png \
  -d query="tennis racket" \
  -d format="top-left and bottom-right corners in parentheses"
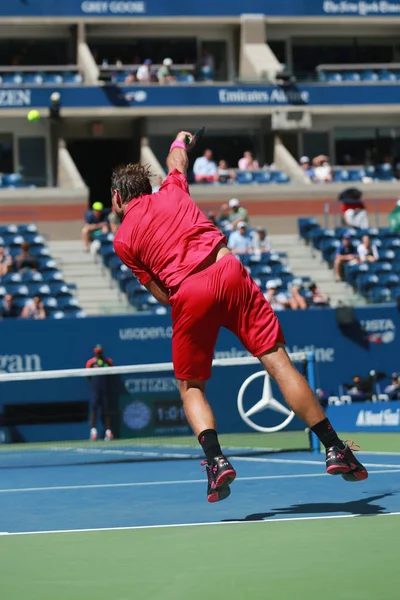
top-left (185, 126), bottom-right (205, 151)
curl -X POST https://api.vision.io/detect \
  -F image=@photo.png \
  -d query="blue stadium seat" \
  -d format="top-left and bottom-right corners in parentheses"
top-left (5, 284), bottom-right (29, 298)
top-left (342, 71), bottom-right (360, 82)
top-left (377, 249), bottom-right (395, 262)
top-left (2, 73), bottom-right (23, 85)
top-left (348, 168), bottom-right (365, 182)
top-left (38, 258), bottom-right (58, 272)
top-left (368, 286), bottom-right (392, 304)
top-left (0, 225), bottom-right (18, 235)
top-left (378, 69), bottom-right (396, 81)
top-left (27, 283), bottom-right (52, 297)
top-left (236, 171), bottom-right (253, 184)
top-left (49, 283), bottom-right (73, 297)
top-left (18, 224), bottom-right (37, 234)
top-left (359, 70), bottom-right (378, 82)
top-left (357, 274), bottom-right (379, 294)
top-left (391, 285), bottom-right (400, 299)
top-left (2, 173), bottom-right (21, 186)
top-left (333, 169), bottom-right (350, 182)
top-left (57, 297), bottom-right (81, 310)
top-left (176, 74), bottom-right (195, 83)
top-left (0, 272), bottom-right (22, 285)
top-left (326, 72), bottom-right (342, 82)
top-left (369, 261), bottom-right (392, 274)
top-left (20, 271), bottom-right (43, 284)
top-left (108, 254), bottom-right (123, 271)
top-left (364, 165), bottom-right (376, 179)
top-left (22, 73), bottom-right (43, 84)
top-left (63, 72), bottom-right (83, 84)
top-left (41, 297), bottom-right (58, 310)
top-left (112, 71), bottom-right (128, 83)
top-left (42, 270), bottom-right (64, 283)
top-left (344, 262), bottom-right (369, 287)
top-left (43, 73), bottom-right (63, 84)
top-left (252, 171), bottom-right (272, 184)
top-left (310, 228), bottom-right (335, 250)
top-left (0, 285), bottom-right (6, 297)
top-left (270, 171), bottom-right (290, 184)
top-left (375, 164), bottom-right (397, 181)
top-left (378, 273), bottom-right (400, 288)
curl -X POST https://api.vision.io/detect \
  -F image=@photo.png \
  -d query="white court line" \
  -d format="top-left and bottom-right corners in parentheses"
top-left (1, 468), bottom-right (400, 494)
top-left (232, 456), bottom-right (400, 468)
top-left (1, 511), bottom-right (400, 537)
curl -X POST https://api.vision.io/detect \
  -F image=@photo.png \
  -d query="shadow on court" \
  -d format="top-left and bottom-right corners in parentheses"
top-left (222, 493), bottom-right (395, 521)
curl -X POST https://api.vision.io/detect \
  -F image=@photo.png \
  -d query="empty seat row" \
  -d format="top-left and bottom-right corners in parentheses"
top-left (0, 72), bottom-right (83, 85)
top-left (318, 69), bottom-right (400, 83)
top-left (332, 164), bottom-right (397, 183)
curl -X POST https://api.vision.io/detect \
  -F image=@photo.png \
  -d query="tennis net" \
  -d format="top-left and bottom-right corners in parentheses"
top-left (0, 352), bottom-right (318, 468)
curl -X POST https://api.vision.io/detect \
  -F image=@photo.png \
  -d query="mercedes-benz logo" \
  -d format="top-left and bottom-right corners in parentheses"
top-left (237, 371), bottom-right (295, 433)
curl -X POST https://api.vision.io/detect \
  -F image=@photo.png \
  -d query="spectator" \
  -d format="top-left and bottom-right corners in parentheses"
top-left (13, 241), bottom-right (38, 272)
top-left (357, 234), bottom-right (379, 263)
top-left (197, 48), bottom-right (215, 80)
top-left (334, 233), bottom-right (359, 281)
top-left (227, 221), bottom-right (253, 255)
top-left (124, 71), bottom-right (138, 84)
top-left (193, 149), bottom-right (217, 183)
top-left (86, 344), bottom-right (114, 441)
top-left (216, 159), bottom-right (236, 184)
top-left (136, 59), bottom-right (152, 82)
top-left (108, 206), bottom-right (122, 235)
top-left (308, 283), bottom-right (330, 307)
top-left (219, 198), bottom-right (249, 230)
top-left (21, 295), bottom-right (46, 320)
top-left (384, 372), bottom-right (400, 400)
top-left (288, 280), bottom-right (308, 310)
top-left (313, 155), bottom-right (333, 182)
top-left (299, 156), bottom-right (314, 178)
top-left (339, 188), bottom-right (369, 229)
top-left (264, 280), bottom-right (290, 311)
top-left (0, 294), bottom-right (19, 319)
top-left (82, 201), bottom-right (108, 252)
top-left (252, 226), bottom-right (270, 253)
top-left (157, 58), bottom-right (176, 84)
top-left (238, 151), bottom-right (259, 171)
top-left (0, 246), bottom-right (12, 276)
top-left (388, 199), bottom-right (400, 234)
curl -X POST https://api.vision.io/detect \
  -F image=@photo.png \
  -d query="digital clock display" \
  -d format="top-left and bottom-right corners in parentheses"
top-left (154, 401), bottom-right (187, 426)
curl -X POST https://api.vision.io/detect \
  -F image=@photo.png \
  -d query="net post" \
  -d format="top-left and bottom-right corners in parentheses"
top-left (306, 351), bottom-right (320, 454)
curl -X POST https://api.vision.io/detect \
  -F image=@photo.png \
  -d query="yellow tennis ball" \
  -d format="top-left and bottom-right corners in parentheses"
top-left (27, 110), bottom-right (40, 122)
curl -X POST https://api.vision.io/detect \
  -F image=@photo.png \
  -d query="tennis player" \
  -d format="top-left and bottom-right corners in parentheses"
top-left (112, 131), bottom-right (368, 503)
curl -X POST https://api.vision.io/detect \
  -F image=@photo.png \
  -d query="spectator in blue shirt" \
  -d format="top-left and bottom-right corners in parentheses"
top-left (299, 156), bottom-right (314, 179)
top-left (228, 221), bottom-right (253, 255)
top-left (334, 233), bottom-right (359, 282)
top-left (82, 201), bottom-right (108, 252)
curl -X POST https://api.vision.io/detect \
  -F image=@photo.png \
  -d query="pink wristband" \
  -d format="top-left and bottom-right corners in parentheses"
top-left (169, 140), bottom-right (187, 152)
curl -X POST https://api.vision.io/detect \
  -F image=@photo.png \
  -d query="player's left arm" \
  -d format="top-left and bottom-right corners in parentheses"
top-left (144, 279), bottom-right (170, 305)
top-left (166, 131), bottom-right (193, 176)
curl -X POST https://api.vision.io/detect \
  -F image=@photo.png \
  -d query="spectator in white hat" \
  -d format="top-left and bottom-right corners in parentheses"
top-left (227, 221), bottom-right (253, 255)
top-left (157, 58), bottom-right (176, 84)
top-left (299, 156), bottom-right (314, 178)
top-left (264, 280), bottom-right (290, 311)
top-left (218, 198), bottom-right (249, 230)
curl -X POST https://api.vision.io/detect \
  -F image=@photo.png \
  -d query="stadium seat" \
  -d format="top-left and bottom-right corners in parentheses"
top-left (57, 297), bottom-right (81, 310)
top-left (326, 72), bottom-right (342, 82)
top-left (43, 73), bottom-right (63, 84)
top-left (0, 272), bottom-right (22, 284)
top-left (375, 164), bottom-right (397, 181)
top-left (63, 72), bottom-right (83, 84)
top-left (270, 171), bottom-right (290, 184)
top-left (2, 73), bottom-right (23, 84)
top-left (378, 69), bottom-right (396, 81)
top-left (20, 271), bottom-right (43, 283)
top-left (2, 173), bottom-right (22, 186)
top-left (298, 218), bottom-right (319, 241)
top-left (342, 71), bottom-right (361, 82)
top-left (368, 286), bottom-right (392, 303)
top-left (348, 168), bottom-right (365, 182)
top-left (41, 297), bottom-right (58, 309)
top-left (27, 283), bottom-right (52, 297)
top-left (49, 283), bottom-right (73, 297)
top-left (22, 73), bottom-right (43, 84)
top-left (357, 274), bottom-right (379, 294)
top-left (252, 171), bottom-right (272, 184)
top-left (359, 70), bottom-right (378, 82)
top-left (333, 169), bottom-right (350, 182)
top-left (378, 273), bottom-right (400, 288)
top-left (5, 284), bottom-right (29, 298)
top-left (18, 224), bottom-right (37, 234)
top-left (176, 74), bottom-right (195, 83)
top-left (236, 171), bottom-right (253, 184)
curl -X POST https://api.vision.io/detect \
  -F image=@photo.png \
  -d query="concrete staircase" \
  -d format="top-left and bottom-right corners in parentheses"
top-left (269, 234), bottom-right (361, 306)
top-left (47, 240), bottom-right (131, 315)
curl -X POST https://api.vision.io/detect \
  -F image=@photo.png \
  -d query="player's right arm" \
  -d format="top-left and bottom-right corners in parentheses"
top-left (166, 131), bottom-right (193, 176)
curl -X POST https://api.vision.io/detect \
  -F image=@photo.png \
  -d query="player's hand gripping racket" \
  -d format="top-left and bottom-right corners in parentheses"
top-left (185, 126), bottom-right (205, 152)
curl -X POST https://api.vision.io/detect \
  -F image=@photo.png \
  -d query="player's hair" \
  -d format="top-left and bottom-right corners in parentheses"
top-left (111, 163), bottom-right (153, 203)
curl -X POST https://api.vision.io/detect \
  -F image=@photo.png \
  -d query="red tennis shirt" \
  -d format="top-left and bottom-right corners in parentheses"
top-left (113, 169), bottom-right (225, 290)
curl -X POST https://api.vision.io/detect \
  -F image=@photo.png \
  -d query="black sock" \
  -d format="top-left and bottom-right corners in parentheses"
top-left (198, 429), bottom-right (222, 463)
top-left (311, 418), bottom-right (345, 449)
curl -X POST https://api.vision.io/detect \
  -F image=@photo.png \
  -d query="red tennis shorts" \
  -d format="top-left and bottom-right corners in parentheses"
top-left (170, 254), bottom-right (285, 380)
